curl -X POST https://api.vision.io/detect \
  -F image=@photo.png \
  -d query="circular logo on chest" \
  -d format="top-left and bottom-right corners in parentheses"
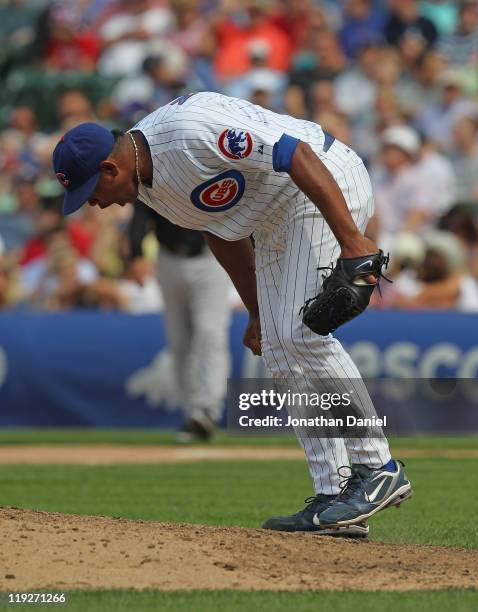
top-left (218, 129), bottom-right (253, 160)
top-left (190, 170), bottom-right (245, 212)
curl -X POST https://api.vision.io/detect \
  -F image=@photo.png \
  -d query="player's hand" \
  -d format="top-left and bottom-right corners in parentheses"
top-left (243, 312), bottom-right (262, 356)
top-left (340, 234), bottom-right (382, 284)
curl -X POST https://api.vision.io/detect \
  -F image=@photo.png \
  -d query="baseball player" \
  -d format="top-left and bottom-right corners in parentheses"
top-left (53, 92), bottom-right (412, 537)
top-left (128, 204), bottom-right (232, 441)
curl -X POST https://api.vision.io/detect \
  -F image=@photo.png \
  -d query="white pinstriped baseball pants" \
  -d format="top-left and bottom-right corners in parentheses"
top-left (254, 143), bottom-right (391, 495)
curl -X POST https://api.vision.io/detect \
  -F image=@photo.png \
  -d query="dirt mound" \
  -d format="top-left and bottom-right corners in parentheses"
top-left (0, 445), bottom-right (304, 465)
top-left (0, 445), bottom-right (476, 465)
top-left (0, 508), bottom-right (476, 592)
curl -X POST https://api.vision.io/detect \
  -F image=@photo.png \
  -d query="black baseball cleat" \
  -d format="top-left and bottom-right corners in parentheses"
top-left (176, 416), bottom-right (215, 443)
top-left (262, 494), bottom-right (369, 538)
top-left (318, 459), bottom-right (412, 527)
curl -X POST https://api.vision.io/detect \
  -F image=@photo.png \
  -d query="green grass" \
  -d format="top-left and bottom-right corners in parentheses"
top-left (1, 431), bottom-right (477, 611)
top-left (0, 428), bottom-right (296, 446)
top-left (0, 589), bottom-right (477, 612)
top-left (0, 457), bottom-right (477, 548)
top-left (0, 428), bottom-right (477, 450)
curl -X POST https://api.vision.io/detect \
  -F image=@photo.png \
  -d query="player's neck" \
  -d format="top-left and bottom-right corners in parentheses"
top-left (129, 130), bottom-right (153, 187)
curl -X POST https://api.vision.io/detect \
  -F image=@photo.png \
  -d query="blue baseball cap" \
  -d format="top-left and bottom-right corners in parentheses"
top-left (52, 123), bottom-right (115, 215)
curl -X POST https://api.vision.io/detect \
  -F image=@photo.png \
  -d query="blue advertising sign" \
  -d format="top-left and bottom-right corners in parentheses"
top-left (0, 311), bottom-right (477, 429)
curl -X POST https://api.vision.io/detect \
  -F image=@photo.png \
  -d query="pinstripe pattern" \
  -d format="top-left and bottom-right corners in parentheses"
top-left (132, 92), bottom-right (330, 241)
top-left (134, 92), bottom-right (391, 495)
top-left (256, 151), bottom-right (390, 494)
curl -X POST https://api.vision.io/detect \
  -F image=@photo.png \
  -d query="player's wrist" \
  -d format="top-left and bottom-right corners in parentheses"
top-left (340, 234), bottom-right (379, 258)
top-left (338, 231), bottom-right (363, 249)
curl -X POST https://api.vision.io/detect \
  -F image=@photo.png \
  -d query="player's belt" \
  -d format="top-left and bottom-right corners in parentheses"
top-left (323, 131), bottom-right (336, 152)
top-left (162, 242), bottom-right (207, 258)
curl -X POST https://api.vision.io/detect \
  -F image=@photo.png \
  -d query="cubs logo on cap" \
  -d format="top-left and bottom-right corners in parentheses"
top-left (190, 170), bottom-right (245, 212)
top-left (218, 129), bottom-right (253, 160)
top-left (56, 172), bottom-right (69, 187)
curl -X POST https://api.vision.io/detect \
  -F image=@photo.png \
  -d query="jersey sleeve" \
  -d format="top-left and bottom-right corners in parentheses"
top-left (175, 104), bottom-right (300, 175)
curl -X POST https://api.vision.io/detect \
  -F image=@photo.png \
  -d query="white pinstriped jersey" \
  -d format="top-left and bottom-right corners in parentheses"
top-left (131, 92), bottom-right (345, 242)
top-left (131, 92), bottom-right (391, 494)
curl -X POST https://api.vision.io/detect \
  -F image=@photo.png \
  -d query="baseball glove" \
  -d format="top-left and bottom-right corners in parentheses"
top-left (300, 250), bottom-right (390, 336)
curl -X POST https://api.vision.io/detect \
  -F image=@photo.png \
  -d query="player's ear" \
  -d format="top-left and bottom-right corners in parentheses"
top-left (99, 160), bottom-right (119, 179)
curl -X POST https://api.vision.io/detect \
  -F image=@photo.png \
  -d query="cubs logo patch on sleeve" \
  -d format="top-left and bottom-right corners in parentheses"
top-left (218, 129), bottom-right (253, 160)
top-left (190, 170), bottom-right (245, 212)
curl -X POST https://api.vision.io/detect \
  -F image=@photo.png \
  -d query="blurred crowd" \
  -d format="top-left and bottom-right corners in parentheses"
top-left (1, 0), bottom-right (478, 313)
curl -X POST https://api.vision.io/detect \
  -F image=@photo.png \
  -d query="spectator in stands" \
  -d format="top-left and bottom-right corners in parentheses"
top-left (385, 0), bottom-right (438, 49)
top-left (168, 0), bottom-right (213, 57)
top-left (57, 89), bottom-right (96, 131)
top-left (289, 28), bottom-right (347, 112)
top-left (283, 83), bottom-right (308, 119)
top-left (436, 0), bottom-right (478, 66)
top-left (373, 46), bottom-right (410, 108)
top-left (13, 179), bottom-right (39, 215)
top-left (374, 85), bottom-right (405, 133)
top-left (214, 0), bottom-right (292, 81)
top-left (169, 0), bottom-right (218, 92)
top-left (95, 0), bottom-right (174, 77)
top-left (414, 69), bottom-right (478, 151)
top-left (449, 114), bottom-right (478, 201)
top-left (313, 27), bottom-right (349, 77)
top-left (20, 226), bottom-right (98, 310)
top-left (0, 184), bottom-right (34, 252)
top-left (20, 200), bottom-right (92, 268)
top-left (310, 79), bottom-right (341, 123)
top-left (43, 4), bottom-right (99, 72)
top-left (224, 38), bottom-right (287, 111)
top-left (334, 40), bottom-right (382, 121)
top-left (417, 136), bottom-right (457, 216)
top-left (111, 54), bottom-right (184, 115)
top-left (343, 47), bottom-right (407, 160)
top-left (0, 178), bottom-right (36, 253)
top-left (304, 26), bottom-right (348, 80)
top-left (388, 230), bottom-right (478, 311)
top-left (438, 204), bottom-right (478, 278)
top-left (398, 50), bottom-right (444, 117)
top-left (118, 256), bottom-right (163, 314)
top-left (316, 109), bottom-right (353, 147)
top-left (371, 125), bottom-right (436, 251)
top-left (438, 204), bottom-right (478, 249)
top-left (396, 24), bottom-right (431, 74)
top-left (9, 106), bottom-right (38, 140)
top-left (65, 203), bottom-right (128, 280)
top-left (340, 0), bottom-right (387, 58)
top-left (374, 46), bottom-right (402, 88)
top-left (269, 0), bottom-right (324, 53)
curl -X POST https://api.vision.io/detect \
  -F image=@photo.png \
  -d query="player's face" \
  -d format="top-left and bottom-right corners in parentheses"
top-left (88, 160), bottom-right (138, 209)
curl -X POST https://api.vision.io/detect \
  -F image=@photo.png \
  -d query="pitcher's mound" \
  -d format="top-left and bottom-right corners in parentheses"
top-left (0, 508), bottom-right (476, 592)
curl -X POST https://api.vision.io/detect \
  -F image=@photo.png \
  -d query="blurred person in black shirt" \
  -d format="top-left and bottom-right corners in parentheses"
top-left (129, 201), bottom-right (232, 442)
